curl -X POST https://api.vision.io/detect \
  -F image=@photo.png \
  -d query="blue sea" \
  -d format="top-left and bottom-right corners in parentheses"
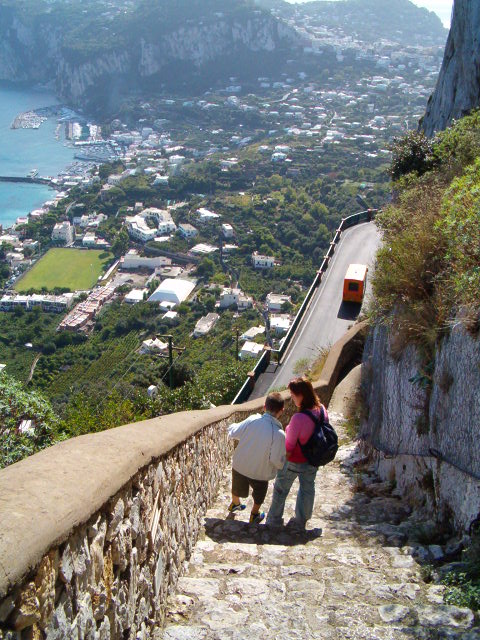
top-left (0, 83), bottom-right (76, 229)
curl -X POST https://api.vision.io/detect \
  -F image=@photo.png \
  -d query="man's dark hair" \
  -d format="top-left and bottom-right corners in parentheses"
top-left (265, 392), bottom-right (285, 414)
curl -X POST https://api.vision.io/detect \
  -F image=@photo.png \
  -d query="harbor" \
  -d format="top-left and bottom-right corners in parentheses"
top-left (10, 111), bottom-right (47, 130)
top-left (0, 85), bottom-right (123, 230)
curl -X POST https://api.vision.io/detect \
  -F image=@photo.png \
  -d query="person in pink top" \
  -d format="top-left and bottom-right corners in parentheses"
top-left (266, 377), bottom-right (328, 531)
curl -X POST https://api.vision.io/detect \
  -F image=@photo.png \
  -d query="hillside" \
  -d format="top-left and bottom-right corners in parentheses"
top-left (0, 0), bottom-right (447, 113)
top-left (273, 0), bottom-right (447, 47)
top-left (0, 0), bottom-right (302, 112)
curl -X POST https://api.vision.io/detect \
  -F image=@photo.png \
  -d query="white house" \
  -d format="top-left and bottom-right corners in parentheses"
top-left (51, 221), bottom-right (74, 245)
top-left (190, 243), bottom-right (217, 255)
top-left (239, 341), bottom-right (264, 360)
top-left (178, 223), bottom-right (198, 239)
top-left (193, 313), bottom-right (220, 337)
top-left (162, 310), bottom-right (179, 324)
top-left (126, 217), bottom-right (157, 243)
top-left (270, 314), bottom-right (292, 335)
top-left (266, 293), bottom-right (292, 312)
top-left (222, 223), bottom-right (234, 238)
top-left (148, 279), bottom-right (195, 305)
top-left (196, 208), bottom-right (221, 223)
top-left (82, 232), bottom-right (97, 247)
top-left (240, 326), bottom-right (265, 341)
top-left (140, 338), bottom-right (168, 354)
top-left (121, 250), bottom-right (171, 271)
top-left (219, 287), bottom-right (253, 310)
top-left (124, 289), bottom-right (147, 304)
top-left (0, 234), bottom-right (21, 248)
top-left (252, 252), bottom-right (275, 269)
top-left (126, 208), bottom-right (176, 243)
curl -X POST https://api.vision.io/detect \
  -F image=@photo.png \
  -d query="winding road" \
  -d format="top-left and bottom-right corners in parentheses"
top-left (250, 221), bottom-right (381, 399)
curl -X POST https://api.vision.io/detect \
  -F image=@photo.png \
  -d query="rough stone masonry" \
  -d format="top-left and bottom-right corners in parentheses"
top-left (0, 417), bottom-right (235, 639)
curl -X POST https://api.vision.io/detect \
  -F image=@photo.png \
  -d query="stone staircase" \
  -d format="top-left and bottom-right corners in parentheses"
top-left (158, 414), bottom-right (479, 640)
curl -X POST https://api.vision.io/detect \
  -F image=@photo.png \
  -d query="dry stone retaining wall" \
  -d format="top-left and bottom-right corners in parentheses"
top-left (360, 321), bottom-right (480, 532)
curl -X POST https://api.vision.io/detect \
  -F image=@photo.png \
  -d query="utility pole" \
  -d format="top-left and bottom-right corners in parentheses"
top-left (156, 334), bottom-right (185, 389)
top-left (235, 329), bottom-right (240, 361)
top-left (167, 335), bottom-right (174, 389)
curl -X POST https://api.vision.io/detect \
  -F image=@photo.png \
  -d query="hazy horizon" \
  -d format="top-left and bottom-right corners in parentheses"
top-left (284, 0), bottom-right (453, 28)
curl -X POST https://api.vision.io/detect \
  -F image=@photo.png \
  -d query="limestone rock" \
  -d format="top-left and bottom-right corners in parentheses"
top-left (111, 522), bottom-right (132, 571)
top-left (378, 604), bottom-right (410, 623)
top-left (421, 1), bottom-right (480, 136)
top-left (106, 496), bottom-right (125, 542)
top-left (71, 593), bottom-right (95, 640)
top-left (94, 617), bottom-right (110, 640)
top-left (416, 604), bottom-right (474, 628)
top-left (163, 627), bottom-right (207, 640)
top-left (0, 595), bottom-right (15, 623)
top-left (11, 582), bottom-right (40, 631)
top-left (88, 516), bottom-right (107, 587)
top-left (34, 550), bottom-right (59, 630)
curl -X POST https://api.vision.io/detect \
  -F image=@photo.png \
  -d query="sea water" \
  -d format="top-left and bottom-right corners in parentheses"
top-left (0, 83), bottom-right (76, 229)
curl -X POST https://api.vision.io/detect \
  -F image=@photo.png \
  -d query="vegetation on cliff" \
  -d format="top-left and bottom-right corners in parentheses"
top-left (0, 373), bottom-right (60, 468)
top-left (372, 111), bottom-right (480, 351)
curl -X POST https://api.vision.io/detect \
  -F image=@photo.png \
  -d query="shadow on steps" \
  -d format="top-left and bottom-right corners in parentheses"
top-left (204, 516), bottom-right (323, 547)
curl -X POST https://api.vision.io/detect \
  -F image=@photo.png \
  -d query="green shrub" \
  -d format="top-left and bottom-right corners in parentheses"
top-left (390, 131), bottom-right (436, 181)
top-left (438, 158), bottom-right (480, 308)
top-left (0, 374), bottom-right (60, 468)
top-left (372, 112), bottom-right (480, 351)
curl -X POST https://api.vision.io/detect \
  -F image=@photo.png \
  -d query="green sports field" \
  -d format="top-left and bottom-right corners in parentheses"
top-left (15, 248), bottom-right (112, 292)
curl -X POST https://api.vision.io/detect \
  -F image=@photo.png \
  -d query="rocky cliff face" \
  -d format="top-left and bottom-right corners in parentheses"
top-left (0, 5), bottom-right (301, 111)
top-left (421, 0), bottom-right (480, 136)
top-left (0, 9), bottom-right (62, 83)
top-left (360, 321), bottom-right (480, 531)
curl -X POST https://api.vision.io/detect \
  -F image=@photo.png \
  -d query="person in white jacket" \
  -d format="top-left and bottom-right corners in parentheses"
top-left (227, 392), bottom-right (286, 524)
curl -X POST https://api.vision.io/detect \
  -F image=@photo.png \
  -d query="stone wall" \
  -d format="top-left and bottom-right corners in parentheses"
top-left (0, 322), bottom-right (366, 639)
top-left (0, 408), bottom-right (249, 639)
top-left (360, 321), bottom-right (480, 532)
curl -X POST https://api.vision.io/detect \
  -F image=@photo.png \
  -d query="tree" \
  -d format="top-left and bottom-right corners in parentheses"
top-left (196, 258), bottom-right (215, 279)
top-left (390, 131), bottom-right (436, 181)
top-left (111, 229), bottom-right (129, 257)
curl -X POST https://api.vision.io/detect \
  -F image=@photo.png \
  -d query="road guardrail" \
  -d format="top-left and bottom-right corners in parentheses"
top-left (231, 209), bottom-right (377, 405)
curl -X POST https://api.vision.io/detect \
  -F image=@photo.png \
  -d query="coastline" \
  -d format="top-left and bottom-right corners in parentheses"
top-left (0, 83), bottom-right (116, 232)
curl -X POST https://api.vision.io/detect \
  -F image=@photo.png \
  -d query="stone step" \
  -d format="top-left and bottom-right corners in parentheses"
top-left (157, 422), bottom-right (479, 640)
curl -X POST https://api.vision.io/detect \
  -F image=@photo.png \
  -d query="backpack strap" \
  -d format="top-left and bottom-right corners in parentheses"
top-left (297, 409), bottom-right (322, 444)
top-left (301, 408), bottom-right (324, 426)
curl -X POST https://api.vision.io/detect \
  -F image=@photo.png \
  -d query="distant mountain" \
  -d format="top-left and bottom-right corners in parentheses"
top-left (291, 0), bottom-right (447, 47)
top-left (421, 1), bottom-right (480, 136)
top-left (0, 0), bottom-right (303, 112)
top-left (0, 0), bottom-right (447, 113)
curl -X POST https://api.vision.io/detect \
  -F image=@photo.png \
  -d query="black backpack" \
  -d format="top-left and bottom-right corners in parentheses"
top-left (298, 407), bottom-right (338, 467)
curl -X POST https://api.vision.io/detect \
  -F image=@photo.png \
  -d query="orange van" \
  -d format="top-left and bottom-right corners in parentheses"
top-left (342, 263), bottom-right (368, 303)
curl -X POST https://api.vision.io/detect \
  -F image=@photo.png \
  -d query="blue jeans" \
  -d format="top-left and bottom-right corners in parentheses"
top-left (266, 461), bottom-right (318, 528)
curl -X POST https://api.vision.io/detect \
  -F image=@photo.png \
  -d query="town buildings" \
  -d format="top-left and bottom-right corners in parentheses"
top-left (51, 221), bottom-right (74, 245)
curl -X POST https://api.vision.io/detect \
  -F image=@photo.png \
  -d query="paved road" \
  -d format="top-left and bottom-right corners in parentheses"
top-left (250, 221), bottom-right (381, 399)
